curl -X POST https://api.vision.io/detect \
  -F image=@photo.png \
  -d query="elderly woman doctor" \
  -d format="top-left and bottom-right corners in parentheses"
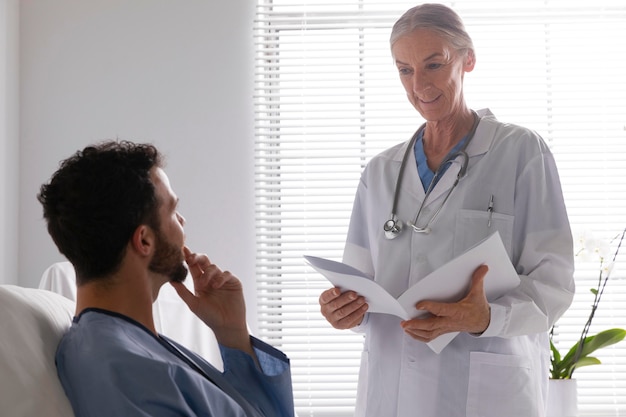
top-left (319, 4), bottom-right (575, 417)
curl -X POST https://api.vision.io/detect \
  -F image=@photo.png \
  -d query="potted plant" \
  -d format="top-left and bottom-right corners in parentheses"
top-left (547, 228), bottom-right (626, 416)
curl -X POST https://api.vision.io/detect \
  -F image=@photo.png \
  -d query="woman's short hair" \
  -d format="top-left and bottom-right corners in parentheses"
top-left (390, 3), bottom-right (474, 57)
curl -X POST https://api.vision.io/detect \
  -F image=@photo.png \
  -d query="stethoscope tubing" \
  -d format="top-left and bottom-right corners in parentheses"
top-left (385, 111), bottom-right (480, 238)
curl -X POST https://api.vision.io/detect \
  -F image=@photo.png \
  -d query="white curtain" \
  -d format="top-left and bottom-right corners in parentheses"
top-left (253, 1), bottom-right (626, 415)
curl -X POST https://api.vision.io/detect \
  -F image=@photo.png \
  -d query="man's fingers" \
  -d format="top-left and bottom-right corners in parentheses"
top-left (184, 249), bottom-right (217, 284)
top-left (170, 281), bottom-right (198, 312)
top-left (208, 269), bottom-right (233, 289)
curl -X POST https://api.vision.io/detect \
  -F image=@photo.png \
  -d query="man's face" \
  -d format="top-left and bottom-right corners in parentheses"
top-left (148, 168), bottom-right (187, 283)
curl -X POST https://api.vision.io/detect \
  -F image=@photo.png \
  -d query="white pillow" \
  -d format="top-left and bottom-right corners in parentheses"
top-left (0, 285), bottom-right (75, 417)
top-left (39, 262), bottom-right (77, 301)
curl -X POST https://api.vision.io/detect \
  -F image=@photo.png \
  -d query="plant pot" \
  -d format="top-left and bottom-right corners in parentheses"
top-left (546, 379), bottom-right (578, 417)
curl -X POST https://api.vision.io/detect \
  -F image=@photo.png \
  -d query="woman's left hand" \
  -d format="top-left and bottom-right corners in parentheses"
top-left (400, 264), bottom-right (491, 342)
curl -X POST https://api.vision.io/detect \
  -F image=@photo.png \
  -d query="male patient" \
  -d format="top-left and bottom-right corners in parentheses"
top-left (37, 140), bottom-right (294, 417)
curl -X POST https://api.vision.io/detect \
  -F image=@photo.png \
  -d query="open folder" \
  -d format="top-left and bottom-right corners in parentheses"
top-left (304, 231), bottom-right (520, 354)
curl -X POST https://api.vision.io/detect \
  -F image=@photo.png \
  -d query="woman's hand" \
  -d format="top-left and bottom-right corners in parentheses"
top-left (319, 288), bottom-right (369, 329)
top-left (401, 264), bottom-right (491, 342)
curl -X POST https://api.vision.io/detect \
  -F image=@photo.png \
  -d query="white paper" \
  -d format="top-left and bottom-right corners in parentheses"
top-left (304, 231), bottom-right (520, 353)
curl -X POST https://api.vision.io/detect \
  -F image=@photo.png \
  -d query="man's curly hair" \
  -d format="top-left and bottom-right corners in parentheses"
top-left (38, 140), bottom-right (164, 284)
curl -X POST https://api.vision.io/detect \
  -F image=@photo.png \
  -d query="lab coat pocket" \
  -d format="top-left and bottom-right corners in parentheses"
top-left (466, 351), bottom-right (540, 417)
top-left (455, 209), bottom-right (513, 257)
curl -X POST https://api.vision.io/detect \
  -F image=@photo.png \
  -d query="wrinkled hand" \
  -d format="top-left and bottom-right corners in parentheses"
top-left (319, 287), bottom-right (368, 329)
top-left (171, 247), bottom-right (250, 352)
top-left (401, 264), bottom-right (491, 342)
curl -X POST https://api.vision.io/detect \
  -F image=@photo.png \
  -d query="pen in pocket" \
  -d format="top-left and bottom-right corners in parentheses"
top-left (487, 195), bottom-right (494, 227)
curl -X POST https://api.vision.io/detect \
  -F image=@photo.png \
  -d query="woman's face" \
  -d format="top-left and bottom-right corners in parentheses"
top-left (392, 28), bottom-right (474, 123)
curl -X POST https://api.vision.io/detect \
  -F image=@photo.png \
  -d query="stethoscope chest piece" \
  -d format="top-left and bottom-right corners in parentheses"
top-left (383, 217), bottom-right (403, 239)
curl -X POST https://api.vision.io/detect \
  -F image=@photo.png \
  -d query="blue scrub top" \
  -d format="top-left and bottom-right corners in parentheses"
top-left (414, 130), bottom-right (469, 191)
top-left (56, 308), bottom-right (294, 417)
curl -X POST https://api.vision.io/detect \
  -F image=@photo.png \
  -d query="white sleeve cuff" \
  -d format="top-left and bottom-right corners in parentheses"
top-left (475, 303), bottom-right (507, 338)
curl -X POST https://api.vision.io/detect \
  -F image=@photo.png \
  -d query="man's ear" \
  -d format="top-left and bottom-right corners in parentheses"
top-left (131, 225), bottom-right (155, 257)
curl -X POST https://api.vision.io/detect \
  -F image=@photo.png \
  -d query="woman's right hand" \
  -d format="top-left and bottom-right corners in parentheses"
top-left (319, 288), bottom-right (368, 329)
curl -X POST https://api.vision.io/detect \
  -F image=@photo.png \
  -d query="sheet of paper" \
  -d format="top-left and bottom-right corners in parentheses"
top-left (303, 255), bottom-right (409, 319)
top-left (304, 231), bottom-right (520, 353)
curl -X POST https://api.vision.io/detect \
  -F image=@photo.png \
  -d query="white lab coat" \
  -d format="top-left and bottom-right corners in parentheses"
top-left (343, 109), bottom-right (575, 417)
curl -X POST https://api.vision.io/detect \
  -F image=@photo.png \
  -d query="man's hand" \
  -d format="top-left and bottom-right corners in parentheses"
top-left (400, 264), bottom-right (491, 342)
top-left (319, 288), bottom-right (368, 329)
top-left (171, 247), bottom-right (251, 354)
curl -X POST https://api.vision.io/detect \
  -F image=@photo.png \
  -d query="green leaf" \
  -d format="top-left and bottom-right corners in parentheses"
top-left (549, 340), bottom-right (563, 379)
top-left (555, 328), bottom-right (626, 378)
top-left (572, 356), bottom-right (601, 369)
top-left (550, 340), bottom-right (561, 363)
top-left (564, 357), bottom-right (602, 378)
top-left (579, 328), bottom-right (626, 358)
top-left (590, 288), bottom-right (598, 295)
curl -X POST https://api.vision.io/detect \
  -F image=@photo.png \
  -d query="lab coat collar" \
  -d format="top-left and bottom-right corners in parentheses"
top-left (466, 108), bottom-right (497, 158)
top-left (421, 108), bottom-right (497, 204)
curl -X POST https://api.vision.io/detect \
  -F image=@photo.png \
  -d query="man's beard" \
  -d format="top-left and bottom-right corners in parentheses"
top-left (148, 230), bottom-right (188, 283)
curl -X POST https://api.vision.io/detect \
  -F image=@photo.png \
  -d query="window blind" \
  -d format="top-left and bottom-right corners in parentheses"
top-left (253, 1), bottom-right (626, 415)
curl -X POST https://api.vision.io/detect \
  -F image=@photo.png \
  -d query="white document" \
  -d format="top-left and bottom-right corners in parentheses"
top-left (304, 231), bottom-right (520, 353)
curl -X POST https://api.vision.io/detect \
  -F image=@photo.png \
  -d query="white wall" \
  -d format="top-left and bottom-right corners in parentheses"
top-left (0, 0), bottom-right (19, 285)
top-left (17, 0), bottom-right (258, 327)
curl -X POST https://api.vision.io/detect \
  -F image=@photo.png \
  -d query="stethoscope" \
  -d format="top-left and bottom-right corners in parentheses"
top-left (383, 111), bottom-right (481, 239)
